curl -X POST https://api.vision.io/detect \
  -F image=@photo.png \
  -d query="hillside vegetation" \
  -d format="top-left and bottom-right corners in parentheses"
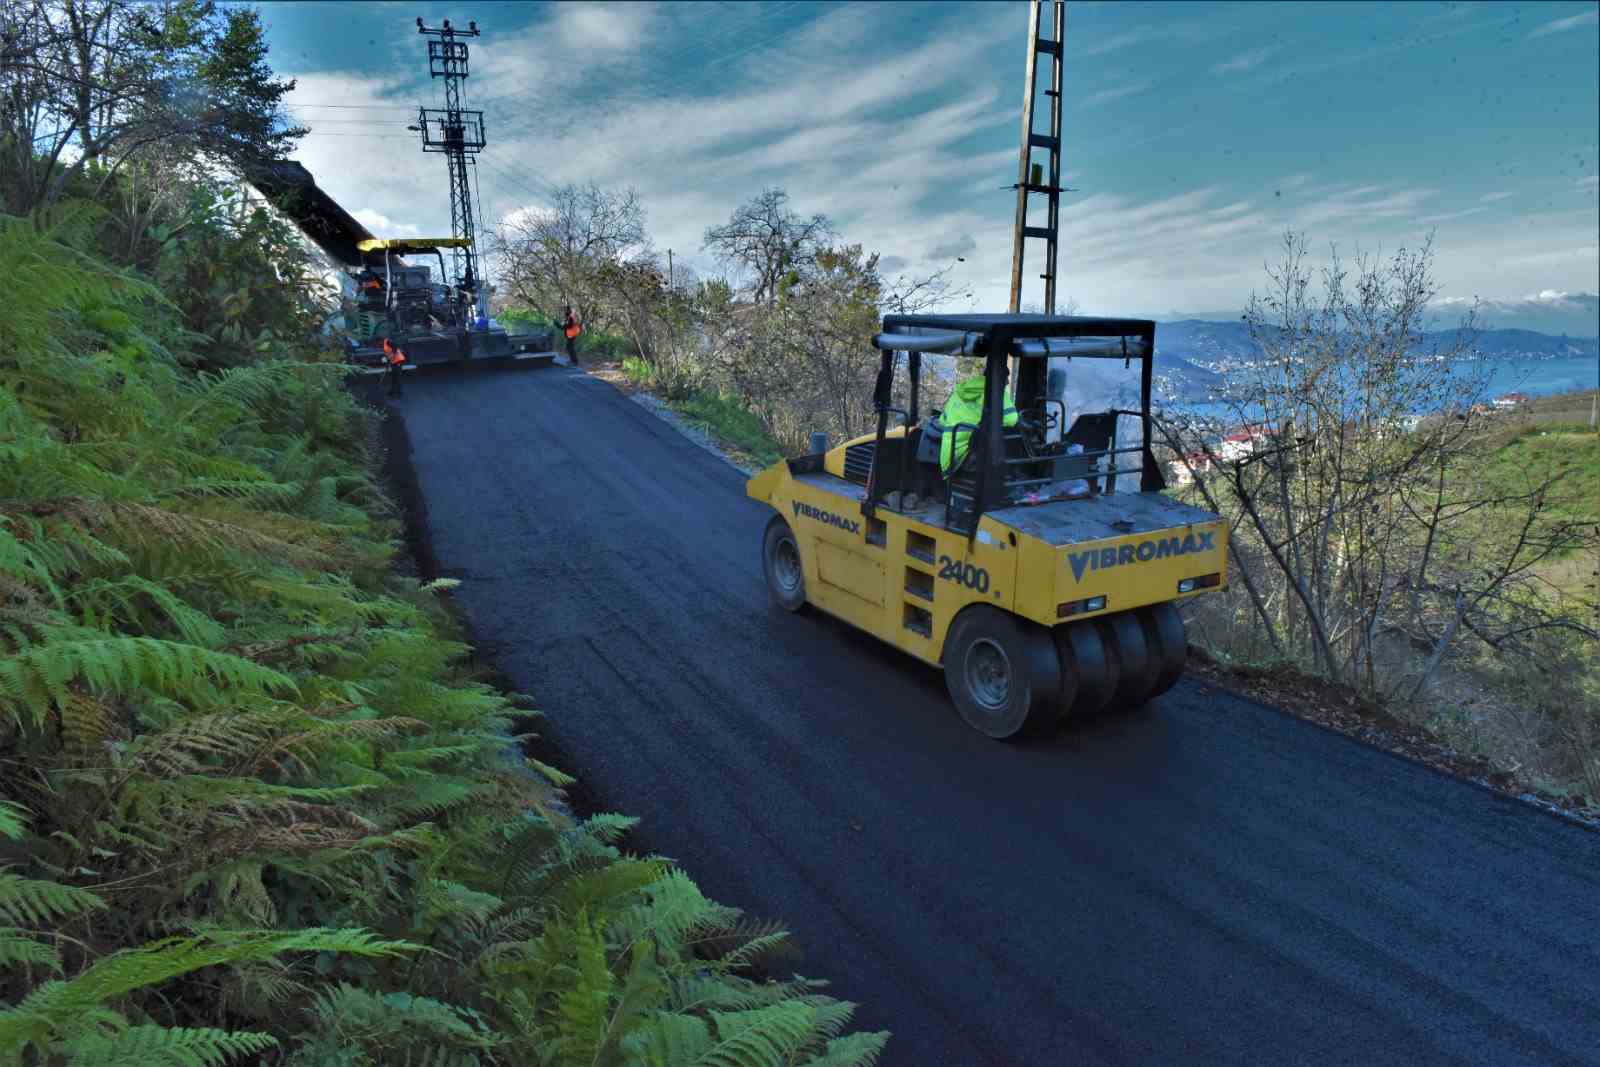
top-left (0, 203), bottom-right (886, 1067)
top-left (1162, 238), bottom-right (1599, 809)
top-left (0, 2), bottom-right (886, 1063)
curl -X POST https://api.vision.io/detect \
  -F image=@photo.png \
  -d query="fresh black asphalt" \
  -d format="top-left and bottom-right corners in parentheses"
top-left (377, 362), bottom-right (1600, 1066)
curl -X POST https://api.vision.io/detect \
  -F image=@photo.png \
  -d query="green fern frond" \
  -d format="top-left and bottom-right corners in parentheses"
top-left (158, 478), bottom-right (303, 507)
top-left (569, 813), bottom-right (640, 849)
top-left (0, 868), bottom-right (108, 925)
top-left (670, 976), bottom-right (800, 1016)
top-left (525, 756), bottom-right (577, 788)
top-left (0, 800), bottom-right (28, 840)
top-left (701, 1002), bottom-right (818, 1067)
top-left (384, 777), bottom-right (484, 819)
top-left (620, 1012), bottom-right (712, 1066)
top-left (0, 636), bottom-right (295, 728)
top-left (553, 910), bottom-right (612, 1067)
top-left (0, 927), bottom-right (415, 1055)
top-left (712, 928), bottom-right (792, 972)
top-left (66, 576), bottom-right (225, 648)
top-left (614, 870), bottom-right (738, 960)
top-left (555, 858), bottom-right (670, 920)
top-left (297, 983), bottom-right (499, 1061)
top-left (0, 928), bottom-right (63, 973)
top-left (58, 1023), bottom-right (279, 1067)
top-left (797, 1031), bottom-right (892, 1067)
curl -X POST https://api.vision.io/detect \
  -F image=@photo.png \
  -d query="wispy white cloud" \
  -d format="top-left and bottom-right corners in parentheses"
top-left (1212, 45), bottom-right (1278, 75)
top-left (551, 1), bottom-right (658, 53)
top-left (352, 209), bottom-right (420, 238)
top-left (1082, 27), bottom-right (1155, 57)
top-left (1527, 9), bottom-right (1598, 39)
top-left (1078, 81), bottom-right (1153, 109)
top-left (1500, 244), bottom-right (1599, 268)
top-left (1417, 206), bottom-right (1487, 224)
top-left (1479, 190), bottom-right (1515, 202)
top-left (1289, 184), bottom-right (1437, 229)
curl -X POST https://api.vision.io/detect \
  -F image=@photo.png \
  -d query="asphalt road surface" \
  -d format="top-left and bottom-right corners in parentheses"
top-left (381, 363), bottom-right (1600, 1066)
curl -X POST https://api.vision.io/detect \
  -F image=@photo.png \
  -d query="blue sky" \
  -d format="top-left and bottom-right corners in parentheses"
top-left (260, 0), bottom-right (1599, 320)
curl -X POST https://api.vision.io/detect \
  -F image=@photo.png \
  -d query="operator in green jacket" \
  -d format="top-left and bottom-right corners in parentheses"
top-left (939, 372), bottom-right (1019, 475)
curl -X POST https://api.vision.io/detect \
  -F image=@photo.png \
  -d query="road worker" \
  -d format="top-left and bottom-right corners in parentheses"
top-left (939, 371), bottom-right (1019, 475)
top-left (560, 305), bottom-right (582, 367)
top-left (382, 337), bottom-right (407, 398)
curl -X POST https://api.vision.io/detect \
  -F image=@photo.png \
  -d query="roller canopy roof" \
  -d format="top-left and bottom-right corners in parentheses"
top-left (880, 312), bottom-right (1156, 335)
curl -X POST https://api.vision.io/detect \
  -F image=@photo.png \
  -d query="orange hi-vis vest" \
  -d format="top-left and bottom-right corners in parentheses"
top-left (386, 346), bottom-right (406, 366)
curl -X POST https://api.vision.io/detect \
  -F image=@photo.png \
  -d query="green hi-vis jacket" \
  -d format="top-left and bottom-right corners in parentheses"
top-left (939, 374), bottom-right (1019, 474)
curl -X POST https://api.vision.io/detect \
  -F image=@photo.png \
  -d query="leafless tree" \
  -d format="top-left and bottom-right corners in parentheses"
top-left (489, 181), bottom-right (646, 335)
top-left (1163, 231), bottom-right (1598, 698)
top-left (702, 187), bottom-right (833, 306)
top-left (0, 0), bottom-right (301, 215)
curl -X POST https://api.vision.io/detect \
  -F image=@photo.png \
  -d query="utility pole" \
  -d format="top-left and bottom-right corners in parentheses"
top-left (1008, 0), bottom-right (1067, 417)
top-left (414, 15), bottom-right (486, 319)
top-left (668, 248), bottom-right (674, 291)
top-left (1008, 0), bottom-right (1066, 316)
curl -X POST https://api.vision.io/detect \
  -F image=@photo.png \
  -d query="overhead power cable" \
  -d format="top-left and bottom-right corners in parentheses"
top-left (290, 103), bottom-right (413, 111)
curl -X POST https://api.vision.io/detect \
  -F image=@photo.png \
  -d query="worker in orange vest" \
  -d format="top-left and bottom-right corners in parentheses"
top-left (382, 337), bottom-right (407, 397)
top-left (560, 305), bottom-right (582, 367)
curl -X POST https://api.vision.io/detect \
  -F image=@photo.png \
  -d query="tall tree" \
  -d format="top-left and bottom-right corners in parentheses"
top-left (489, 181), bottom-right (647, 335)
top-left (703, 187), bottom-right (833, 307)
top-left (0, 0), bottom-right (303, 214)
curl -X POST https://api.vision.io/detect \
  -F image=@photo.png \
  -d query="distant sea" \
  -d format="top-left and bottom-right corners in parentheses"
top-left (1482, 355), bottom-right (1598, 399)
top-left (1159, 355), bottom-right (1597, 423)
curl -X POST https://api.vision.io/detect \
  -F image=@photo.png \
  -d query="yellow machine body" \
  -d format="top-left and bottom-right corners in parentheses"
top-left (746, 430), bottom-right (1229, 667)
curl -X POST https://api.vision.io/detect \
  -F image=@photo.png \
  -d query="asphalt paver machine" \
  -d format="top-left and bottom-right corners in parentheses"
top-left (248, 160), bottom-right (552, 368)
top-left (746, 313), bottom-right (1229, 739)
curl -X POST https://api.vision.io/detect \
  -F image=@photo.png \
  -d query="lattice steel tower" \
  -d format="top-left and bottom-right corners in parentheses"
top-left (414, 16), bottom-right (486, 300)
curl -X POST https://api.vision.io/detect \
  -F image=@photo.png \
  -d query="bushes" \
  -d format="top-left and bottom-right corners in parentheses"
top-left (1161, 234), bottom-right (1600, 806)
top-left (0, 208), bottom-right (887, 1062)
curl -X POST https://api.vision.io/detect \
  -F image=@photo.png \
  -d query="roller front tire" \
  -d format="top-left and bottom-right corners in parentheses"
top-left (944, 607), bottom-right (1061, 740)
top-left (761, 516), bottom-right (808, 613)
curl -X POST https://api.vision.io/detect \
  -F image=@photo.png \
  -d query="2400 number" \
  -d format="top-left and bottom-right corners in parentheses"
top-left (937, 555), bottom-right (990, 593)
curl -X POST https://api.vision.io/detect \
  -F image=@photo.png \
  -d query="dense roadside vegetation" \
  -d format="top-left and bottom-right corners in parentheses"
top-left (1160, 238), bottom-right (1599, 809)
top-left (492, 186), bottom-right (964, 459)
top-left (2, 2), bottom-right (887, 1062)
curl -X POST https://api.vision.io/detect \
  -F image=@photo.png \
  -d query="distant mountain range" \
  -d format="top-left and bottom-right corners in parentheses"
top-left (1150, 320), bottom-right (1597, 401)
top-left (1157, 291), bottom-right (1599, 339)
top-left (1155, 319), bottom-right (1597, 364)
top-left (925, 318), bottom-right (1595, 402)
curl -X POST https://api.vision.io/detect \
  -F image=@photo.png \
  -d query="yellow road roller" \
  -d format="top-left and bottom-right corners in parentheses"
top-left (745, 313), bottom-right (1228, 739)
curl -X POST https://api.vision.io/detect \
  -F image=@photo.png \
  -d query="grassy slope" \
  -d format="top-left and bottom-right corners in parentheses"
top-left (621, 356), bottom-right (785, 469)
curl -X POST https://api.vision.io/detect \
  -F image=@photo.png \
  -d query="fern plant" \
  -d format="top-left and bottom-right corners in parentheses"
top-left (0, 203), bottom-right (889, 1066)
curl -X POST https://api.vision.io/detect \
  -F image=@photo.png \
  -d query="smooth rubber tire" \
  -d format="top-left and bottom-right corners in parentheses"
top-left (1053, 620), bottom-right (1116, 721)
top-left (1097, 612), bottom-right (1156, 709)
top-left (1138, 602), bottom-right (1187, 699)
top-left (943, 606), bottom-right (1061, 741)
top-left (761, 516), bottom-right (808, 613)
